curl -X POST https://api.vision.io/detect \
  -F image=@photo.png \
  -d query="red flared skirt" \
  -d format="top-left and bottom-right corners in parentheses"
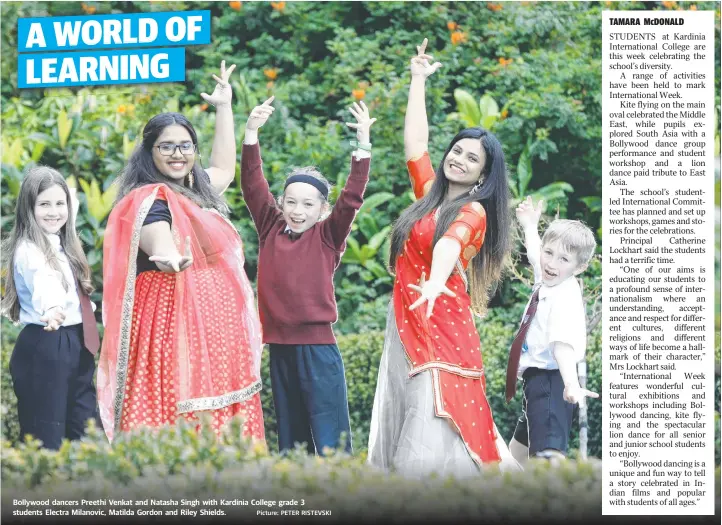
top-left (119, 271), bottom-right (265, 441)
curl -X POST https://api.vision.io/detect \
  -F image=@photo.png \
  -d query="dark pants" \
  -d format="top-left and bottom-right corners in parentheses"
top-left (10, 324), bottom-right (99, 450)
top-left (513, 368), bottom-right (574, 456)
top-left (269, 343), bottom-right (352, 455)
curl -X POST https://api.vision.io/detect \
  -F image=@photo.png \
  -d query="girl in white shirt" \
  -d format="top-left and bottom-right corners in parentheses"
top-left (2, 166), bottom-right (100, 449)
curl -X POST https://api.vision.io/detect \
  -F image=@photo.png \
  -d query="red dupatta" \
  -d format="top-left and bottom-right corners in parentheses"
top-left (97, 184), bottom-right (263, 442)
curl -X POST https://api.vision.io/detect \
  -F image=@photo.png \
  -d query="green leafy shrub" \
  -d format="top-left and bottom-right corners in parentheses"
top-left (1, 322), bottom-right (20, 445)
top-left (3, 417), bottom-right (720, 518)
top-left (1, 416), bottom-right (610, 520)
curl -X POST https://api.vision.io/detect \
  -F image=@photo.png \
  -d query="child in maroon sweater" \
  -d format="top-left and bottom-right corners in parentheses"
top-left (241, 97), bottom-right (374, 455)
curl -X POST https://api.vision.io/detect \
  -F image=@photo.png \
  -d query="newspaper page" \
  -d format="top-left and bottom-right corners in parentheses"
top-left (0, 2), bottom-right (720, 524)
top-left (602, 10), bottom-right (717, 515)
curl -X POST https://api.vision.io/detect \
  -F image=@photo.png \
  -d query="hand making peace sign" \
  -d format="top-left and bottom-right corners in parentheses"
top-left (410, 38), bottom-right (443, 79)
top-left (201, 60), bottom-right (237, 108)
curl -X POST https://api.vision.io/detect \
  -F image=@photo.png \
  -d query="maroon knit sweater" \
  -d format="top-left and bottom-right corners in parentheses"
top-left (241, 143), bottom-right (370, 344)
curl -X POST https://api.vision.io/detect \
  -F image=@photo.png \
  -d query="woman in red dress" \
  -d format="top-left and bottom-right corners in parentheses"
top-left (368, 41), bottom-right (518, 476)
top-left (98, 62), bottom-right (264, 444)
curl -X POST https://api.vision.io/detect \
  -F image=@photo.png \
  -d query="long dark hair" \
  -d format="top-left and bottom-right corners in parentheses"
top-left (2, 166), bottom-right (93, 322)
top-left (389, 127), bottom-right (511, 316)
top-left (114, 112), bottom-right (228, 214)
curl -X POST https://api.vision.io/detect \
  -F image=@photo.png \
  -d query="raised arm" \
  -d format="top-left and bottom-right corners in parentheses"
top-left (405, 38), bottom-right (442, 162)
top-left (323, 101), bottom-right (374, 249)
top-left (240, 97), bottom-right (281, 237)
top-left (202, 61), bottom-right (238, 194)
top-left (242, 96), bottom-right (275, 148)
top-left (515, 197), bottom-right (544, 282)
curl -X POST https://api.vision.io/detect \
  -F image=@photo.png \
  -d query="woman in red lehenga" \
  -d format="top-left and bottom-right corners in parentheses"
top-left (368, 41), bottom-right (519, 477)
top-left (98, 62), bottom-right (264, 444)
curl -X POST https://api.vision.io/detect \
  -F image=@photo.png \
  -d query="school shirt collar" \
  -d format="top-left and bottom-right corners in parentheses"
top-left (45, 233), bottom-right (62, 251)
top-left (538, 275), bottom-right (578, 301)
top-left (282, 224), bottom-right (303, 240)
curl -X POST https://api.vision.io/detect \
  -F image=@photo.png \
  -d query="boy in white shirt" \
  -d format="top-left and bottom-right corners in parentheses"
top-left (508, 197), bottom-right (599, 464)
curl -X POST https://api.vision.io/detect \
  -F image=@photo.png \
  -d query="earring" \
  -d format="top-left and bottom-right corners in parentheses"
top-left (469, 179), bottom-right (483, 195)
top-left (188, 171), bottom-right (194, 188)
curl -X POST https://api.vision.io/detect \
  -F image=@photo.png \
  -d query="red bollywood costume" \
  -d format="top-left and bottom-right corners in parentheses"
top-left (97, 184), bottom-right (264, 443)
top-left (368, 152), bottom-right (515, 476)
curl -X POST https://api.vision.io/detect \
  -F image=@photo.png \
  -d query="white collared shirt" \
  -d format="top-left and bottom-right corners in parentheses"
top-left (517, 267), bottom-right (587, 378)
top-left (13, 235), bottom-right (84, 326)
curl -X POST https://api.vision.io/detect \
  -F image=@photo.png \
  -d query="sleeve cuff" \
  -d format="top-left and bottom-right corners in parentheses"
top-left (349, 155), bottom-right (371, 180)
top-left (353, 149), bottom-right (372, 160)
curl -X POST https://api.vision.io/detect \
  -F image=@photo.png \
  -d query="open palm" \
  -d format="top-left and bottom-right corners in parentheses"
top-left (346, 101), bottom-right (376, 144)
top-left (149, 236), bottom-right (194, 273)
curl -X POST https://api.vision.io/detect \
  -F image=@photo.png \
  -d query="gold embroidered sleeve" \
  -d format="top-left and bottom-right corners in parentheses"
top-left (442, 202), bottom-right (487, 270)
top-left (406, 152), bottom-right (436, 199)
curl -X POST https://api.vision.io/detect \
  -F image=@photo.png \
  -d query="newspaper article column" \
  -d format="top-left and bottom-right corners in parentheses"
top-left (602, 10), bottom-right (715, 515)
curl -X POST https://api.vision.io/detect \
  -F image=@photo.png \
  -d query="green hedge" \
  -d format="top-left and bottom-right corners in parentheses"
top-left (3, 417), bottom-right (721, 520)
top-left (1, 322), bottom-right (19, 446)
top-left (1, 416), bottom-right (608, 521)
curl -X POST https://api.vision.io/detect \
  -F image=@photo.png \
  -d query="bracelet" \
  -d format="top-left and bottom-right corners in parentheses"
top-left (350, 140), bottom-right (372, 152)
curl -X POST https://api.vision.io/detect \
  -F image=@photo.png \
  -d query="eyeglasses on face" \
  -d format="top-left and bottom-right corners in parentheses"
top-left (155, 142), bottom-right (197, 156)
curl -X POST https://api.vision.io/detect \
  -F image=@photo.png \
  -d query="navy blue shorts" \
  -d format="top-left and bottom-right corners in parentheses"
top-left (268, 343), bottom-right (352, 455)
top-left (512, 368), bottom-right (574, 456)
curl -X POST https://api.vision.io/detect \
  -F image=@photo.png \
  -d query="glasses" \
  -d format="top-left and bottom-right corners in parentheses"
top-left (155, 142), bottom-right (197, 156)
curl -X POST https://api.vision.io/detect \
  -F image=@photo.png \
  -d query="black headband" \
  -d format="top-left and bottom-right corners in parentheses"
top-left (284, 174), bottom-right (329, 199)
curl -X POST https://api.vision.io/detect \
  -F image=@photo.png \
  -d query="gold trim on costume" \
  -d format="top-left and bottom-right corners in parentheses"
top-left (408, 361), bottom-right (483, 379)
top-left (112, 188), bottom-right (160, 434)
top-left (455, 259), bottom-right (469, 291)
top-left (430, 369), bottom-right (484, 467)
top-left (176, 380), bottom-right (262, 414)
top-left (393, 308), bottom-right (489, 468)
